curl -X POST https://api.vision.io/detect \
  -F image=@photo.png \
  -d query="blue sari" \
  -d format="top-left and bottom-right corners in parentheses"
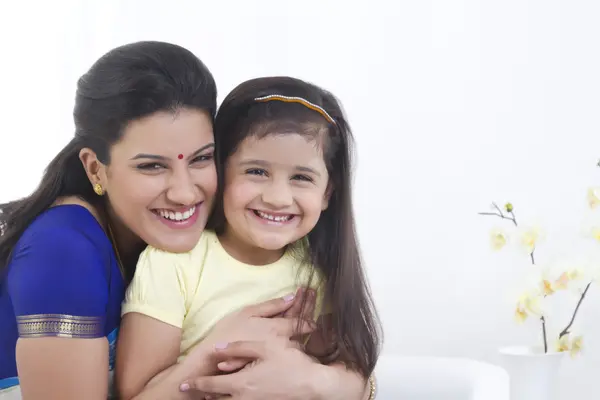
top-left (0, 205), bottom-right (125, 395)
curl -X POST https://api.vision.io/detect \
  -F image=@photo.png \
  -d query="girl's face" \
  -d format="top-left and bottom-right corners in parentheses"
top-left (97, 108), bottom-right (217, 253)
top-left (221, 133), bottom-right (330, 263)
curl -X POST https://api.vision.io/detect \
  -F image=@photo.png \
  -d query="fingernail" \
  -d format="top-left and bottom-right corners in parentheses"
top-left (215, 342), bottom-right (229, 350)
top-left (283, 293), bottom-right (295, 302)
top-left (180, 383), bottom-right (190, 392)
top-left (308, 289), bottom-right (316, 298)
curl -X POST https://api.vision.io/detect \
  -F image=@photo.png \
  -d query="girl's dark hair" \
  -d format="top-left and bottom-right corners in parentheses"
top-left (0, 41), bottom-right (217, 273)
top-left (208, 76), bottom-right (382, 377)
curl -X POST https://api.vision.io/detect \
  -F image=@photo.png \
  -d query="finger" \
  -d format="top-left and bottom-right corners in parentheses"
top-left (210, 340), bottom-right (269, 361)
top-left (181, 342), bottom-right (270, 393)
top-left (282, 288), bottom-right (307, 318)
top-left (181, 375), bottom-right (233, 395)
top-left (272, 317), bottom-right (316, 338)
top-left (217, 358), bottom-right (249, 372)
top-left (241, 293), bottom-right (296, 318)
top-left (302, 289), bottom-right (317, 320)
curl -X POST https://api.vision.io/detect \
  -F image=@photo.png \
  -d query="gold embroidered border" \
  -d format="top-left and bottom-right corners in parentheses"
top-left (17, 314), bottom-right (103, 338)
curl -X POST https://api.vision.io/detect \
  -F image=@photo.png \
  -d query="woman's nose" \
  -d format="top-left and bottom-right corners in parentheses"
top-left (166, 169), bottom-right (198, 205)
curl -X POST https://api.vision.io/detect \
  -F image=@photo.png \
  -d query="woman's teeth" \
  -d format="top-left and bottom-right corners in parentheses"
top-left (158, 206), bottom-right (196, 221)
top-left (254, 210), bottom-right (293, 222)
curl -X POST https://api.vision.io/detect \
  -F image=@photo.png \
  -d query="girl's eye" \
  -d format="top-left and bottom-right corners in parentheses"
top-left (246, 168), bottom-right (267, 177)
top-left (136, 163), bottom-right (165, 171)
top-left (292, 174), bottom-right (313, 182)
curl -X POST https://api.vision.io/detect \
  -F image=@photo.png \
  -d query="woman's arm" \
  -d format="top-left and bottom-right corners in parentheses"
top-left (8, 227), bottom-right (115, 400)
top-left (317, 363), bottom-right (373, 400)
top-left (127, 295), bottom-right (314, 400)
top-left (181, 340), bottom-right (373, 400)
top-left (308, 315), bottom-right (374, 400)
top-left (118, 239), bottom-right (318, 400)
top-left (16, 338), bottom-right (109, 399)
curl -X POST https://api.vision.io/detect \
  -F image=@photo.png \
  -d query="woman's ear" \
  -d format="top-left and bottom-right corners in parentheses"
top-left (79, 148), bottom-right (107, 189)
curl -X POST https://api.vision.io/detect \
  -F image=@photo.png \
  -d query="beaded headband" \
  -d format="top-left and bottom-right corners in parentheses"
top-left (254, 94), bottom-right (336, 124)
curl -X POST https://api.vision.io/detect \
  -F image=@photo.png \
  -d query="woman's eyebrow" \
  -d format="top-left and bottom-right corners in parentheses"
top-left (130, 143), bottom-right (215, 161)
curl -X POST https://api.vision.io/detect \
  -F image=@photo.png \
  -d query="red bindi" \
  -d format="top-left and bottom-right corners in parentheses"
top-left (177, 154), bottom-right (184, 159)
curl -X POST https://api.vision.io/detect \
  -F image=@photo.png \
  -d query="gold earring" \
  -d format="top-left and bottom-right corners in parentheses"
top-left (93, 183), bottom-right (104, 196)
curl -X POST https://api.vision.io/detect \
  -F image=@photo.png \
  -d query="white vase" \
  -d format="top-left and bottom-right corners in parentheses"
top-left (498, 345), bottom-right (565, 400)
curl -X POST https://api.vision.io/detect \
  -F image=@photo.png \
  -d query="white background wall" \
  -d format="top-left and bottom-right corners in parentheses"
top-left (1, 1), bottom-right (599, 398)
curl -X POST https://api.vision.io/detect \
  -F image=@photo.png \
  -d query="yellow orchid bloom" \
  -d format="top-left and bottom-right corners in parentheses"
top-left (518, 226), bottom-right (542, 254)
top-left (515, 307), bottom-right (528, 323)
top-left (556, 334), bottom-right (583, 357)
top-left (515, 290), bottom-right (542, 323)
top-left (490, 228), bottom-right (508, 251)
top-left (542, 279), bottom-right (555, 295)
top-left (556, 335), bottom-right (570, 352)
top-left (553, 272), bottom-right (570, 291)
top-left (566, 269), bottom-right (582, 281)
top-left (536, 263), bottom-right (570, 295)
top-left (590, 227), bottom-right (600, 242)
top-left (587, 188), bottom-right (600, 209)
top-left (570, 335), bottom-right (583, 357)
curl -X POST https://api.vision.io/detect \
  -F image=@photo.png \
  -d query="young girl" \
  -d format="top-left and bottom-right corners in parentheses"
top-left (116, 76), bottom-right (381, 398)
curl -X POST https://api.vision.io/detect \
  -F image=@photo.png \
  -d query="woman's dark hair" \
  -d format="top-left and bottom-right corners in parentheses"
top-left (208, 76), bottom-right (382, 377)
top-left (0, 41), bottom-right (217, 274)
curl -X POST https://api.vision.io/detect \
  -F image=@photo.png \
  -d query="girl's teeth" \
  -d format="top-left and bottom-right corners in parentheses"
top-left (256, 210), bottom-right (292, 222)
top-left (159, 206), bottom-right (196, 221)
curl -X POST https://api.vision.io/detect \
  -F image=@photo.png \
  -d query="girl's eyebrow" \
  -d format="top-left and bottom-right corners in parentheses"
top-left (295, 166), bottom-right (320, 177)
top-left (239, 159), bottom-right (321, 176)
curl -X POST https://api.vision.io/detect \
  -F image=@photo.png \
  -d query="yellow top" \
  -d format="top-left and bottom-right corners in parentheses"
top-left (122, 230), bottom-right (326, 360)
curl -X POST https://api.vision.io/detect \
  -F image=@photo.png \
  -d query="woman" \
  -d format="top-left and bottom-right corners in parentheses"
top-left (0, 41), bottom-right (376, 400)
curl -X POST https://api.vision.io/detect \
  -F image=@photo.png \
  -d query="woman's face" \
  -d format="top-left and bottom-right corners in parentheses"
top-left (101, 108), bottom-right (216, 253)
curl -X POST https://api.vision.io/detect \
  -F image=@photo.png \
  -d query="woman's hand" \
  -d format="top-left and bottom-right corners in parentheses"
top-left (183, 290), bottom-right (316, 370)
top-left (130, 292), bottom-right (317, 400)
top-left (282, 287), bottom-right (317, 319)
top-left (180, 340), bottom-right (369, 400)
top-left (181, 340), bottom-right (325, 399)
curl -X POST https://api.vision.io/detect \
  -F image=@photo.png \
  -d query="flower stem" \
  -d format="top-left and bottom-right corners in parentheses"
top-left (558, 282), bottom-right (592, 339)
top-left (541, 316), bottom-right (548, 353)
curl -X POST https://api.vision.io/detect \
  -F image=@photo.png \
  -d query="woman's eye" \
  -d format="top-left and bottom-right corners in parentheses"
top-left (136, 163), bottom-right (165, 171)
top-left (191, 153), bottom-right (214, 163)
top-left (246, 168), bottom-right (267, 177)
